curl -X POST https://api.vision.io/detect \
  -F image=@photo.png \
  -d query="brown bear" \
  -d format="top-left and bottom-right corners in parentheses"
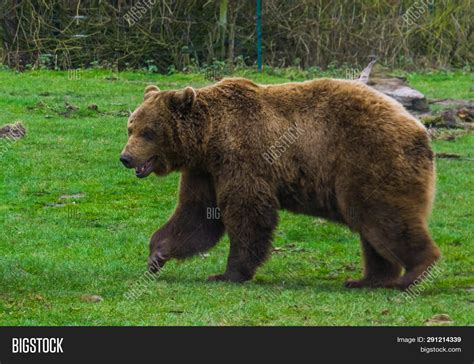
top-left (120, 77), bottom-right (440, 289)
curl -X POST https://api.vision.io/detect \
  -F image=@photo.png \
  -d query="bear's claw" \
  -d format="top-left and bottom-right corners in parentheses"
top-left (148, 252), bottom-right (167, 273)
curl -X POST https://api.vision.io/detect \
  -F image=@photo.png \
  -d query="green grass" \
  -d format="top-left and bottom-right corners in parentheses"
top-left (0, 69), bottom-right (473, 326)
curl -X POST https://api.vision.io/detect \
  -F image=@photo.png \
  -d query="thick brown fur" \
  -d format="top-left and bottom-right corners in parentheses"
top-left (120, 77), bottom-right (440, 289)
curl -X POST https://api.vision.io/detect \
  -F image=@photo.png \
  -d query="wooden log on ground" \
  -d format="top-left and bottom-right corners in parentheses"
top-left (358, 61), bottom-right (429, 112)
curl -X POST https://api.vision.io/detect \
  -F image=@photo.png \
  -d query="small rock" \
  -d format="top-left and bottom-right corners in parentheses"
top-left (80, 294), bottom-right (103, 303)
top-left (88, 104), bottom-right (99, 111)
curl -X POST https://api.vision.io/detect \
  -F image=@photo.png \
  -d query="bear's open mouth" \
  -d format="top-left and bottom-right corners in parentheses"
top-left (135, 156), bottom-right (156, 178)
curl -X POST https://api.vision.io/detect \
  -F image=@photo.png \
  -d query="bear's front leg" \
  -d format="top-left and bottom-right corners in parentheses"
top-left (208, 178), bottom-right (278, 282)
top-left (148, 170), bottom-right (225, 272)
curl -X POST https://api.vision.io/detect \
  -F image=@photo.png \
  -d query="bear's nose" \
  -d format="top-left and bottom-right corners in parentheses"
top-left (120, 154), bottom-right (132, 168)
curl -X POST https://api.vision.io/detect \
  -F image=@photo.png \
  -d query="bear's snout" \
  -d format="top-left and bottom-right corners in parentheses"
top-left (120, 154), bottom-right (133, 168)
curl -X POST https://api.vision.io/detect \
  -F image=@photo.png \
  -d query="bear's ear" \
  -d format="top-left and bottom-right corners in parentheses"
top-left (144, 85), bottom-right (160, 100)
top-left (170, 87), bottom-right (196, 112)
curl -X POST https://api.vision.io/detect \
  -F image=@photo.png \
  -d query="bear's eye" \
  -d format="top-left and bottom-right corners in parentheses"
top-left (142, 129), bottom-right (156, 141)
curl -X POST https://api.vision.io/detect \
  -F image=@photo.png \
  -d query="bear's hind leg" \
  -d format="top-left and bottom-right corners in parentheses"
top-left (392, 226), bottom-right (441, 290)
top-left (345, 237), bottom-right (402, 288)
top-left (358, 220), bottom-right (440, 290)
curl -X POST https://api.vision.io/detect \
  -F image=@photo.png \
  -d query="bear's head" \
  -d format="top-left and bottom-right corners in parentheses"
top-left (120, 85), bottom-right (196, 178)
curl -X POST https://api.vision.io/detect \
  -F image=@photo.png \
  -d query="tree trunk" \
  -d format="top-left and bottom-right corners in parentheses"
top-left (219, 0), bottom-right (228, 61)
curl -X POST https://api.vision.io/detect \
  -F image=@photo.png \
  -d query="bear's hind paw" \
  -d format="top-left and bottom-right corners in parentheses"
top-left (344, 278), bottom-right (398, 289)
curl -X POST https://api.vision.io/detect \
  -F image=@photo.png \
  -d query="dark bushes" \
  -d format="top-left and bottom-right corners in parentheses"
top-left (0, 0), bottom-right (472, 71)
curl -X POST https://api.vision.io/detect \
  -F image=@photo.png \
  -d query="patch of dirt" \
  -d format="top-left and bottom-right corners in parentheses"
top-left (26, 101), bottom-right (48, 111)
top-left (425, 314), bottom-right (454, 326)
top-left (80, 294), bottom-right (103, 303)
top-left (271, 244), bottom-right (307, 254)
top-left (31, 191), bottom-right (51, 196)
top-left (0, 121), bottom-right (26, 140)
top-left (63, 102), bottom-right (79, 114)
top-left (60, 193), bottom-right (85, 200)
top-left (100, 109), bottom-right (131, 117)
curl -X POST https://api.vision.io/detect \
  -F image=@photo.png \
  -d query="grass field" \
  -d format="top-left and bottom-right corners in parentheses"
top-left (0, 68), bottom-right (473, 326)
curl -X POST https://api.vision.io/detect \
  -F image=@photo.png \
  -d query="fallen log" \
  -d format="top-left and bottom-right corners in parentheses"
top-left (357, 61), bottom-right (429, 112)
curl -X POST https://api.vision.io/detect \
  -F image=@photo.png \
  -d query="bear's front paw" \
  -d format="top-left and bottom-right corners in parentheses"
top-left (148, 251), bottom-right (167, 273)
top-left (207, 272), bottom-right (250, 283)
top-left (344, 278), bottom-right (370, 288)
